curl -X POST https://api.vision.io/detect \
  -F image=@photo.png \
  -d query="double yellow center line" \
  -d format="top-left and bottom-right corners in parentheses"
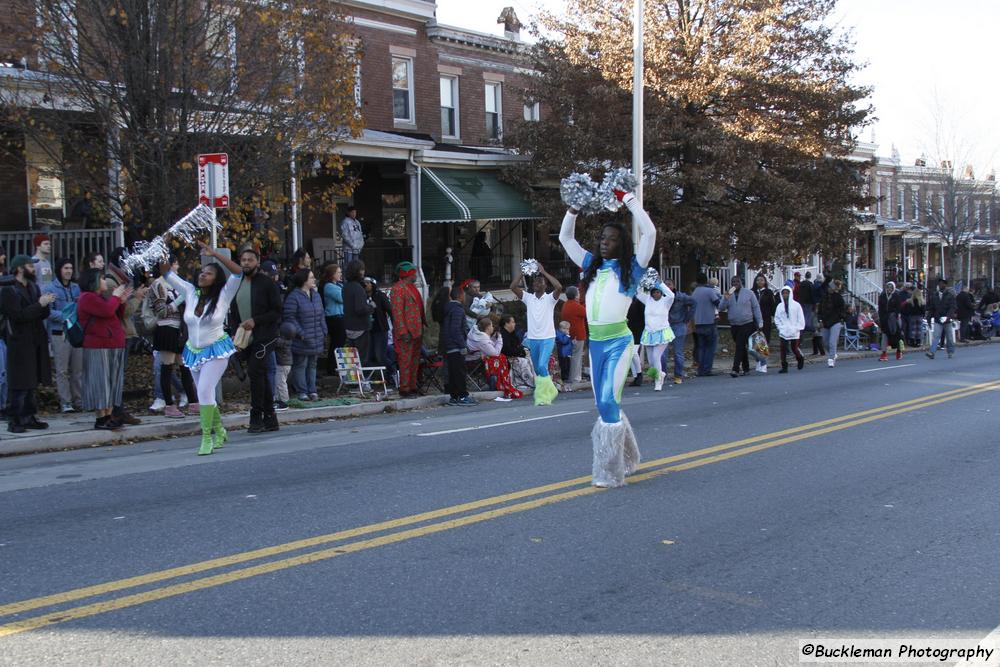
top-left (1, 379), bottom-right (996, 637)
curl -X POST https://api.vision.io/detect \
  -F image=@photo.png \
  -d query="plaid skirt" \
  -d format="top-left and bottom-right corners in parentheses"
top-left (83, 347), bottom-right (126, 411)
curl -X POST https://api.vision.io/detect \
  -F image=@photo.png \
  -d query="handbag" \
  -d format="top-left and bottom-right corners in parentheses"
top-left (232, 325), bottom-right (252, 350)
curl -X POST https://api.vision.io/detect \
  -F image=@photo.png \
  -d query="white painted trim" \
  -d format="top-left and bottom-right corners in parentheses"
top-left (341, 0), bottom-right (435, 20)
top-left (350, 16), bottom-right (417, 36)
top-left (424, 168), bottom-right (471, 220)
top-left (439, 74), bottom-right (460, 141)
top-left (389, 45), bottom-right (417, 57)
top-left (390, 55), bottom-right (415, 123)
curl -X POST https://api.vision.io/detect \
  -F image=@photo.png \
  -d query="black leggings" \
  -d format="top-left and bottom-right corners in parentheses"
top-left (161, 363), bottom-right (197, 405)
top-left (445, 351), bottom-right (468, 399)
top-left (326, 315), bottom-right (346, 373)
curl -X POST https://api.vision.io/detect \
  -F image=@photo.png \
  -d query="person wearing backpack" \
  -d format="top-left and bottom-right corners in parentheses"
top-left (43, 257), bottom-right (83, 412)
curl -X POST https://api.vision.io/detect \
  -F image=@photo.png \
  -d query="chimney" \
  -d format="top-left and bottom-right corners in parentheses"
top-left (497, 7), bottom-right (522, 41)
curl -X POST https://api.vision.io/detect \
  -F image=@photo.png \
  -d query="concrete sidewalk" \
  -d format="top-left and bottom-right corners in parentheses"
top-left (1, 338), bottom-right (990, 458)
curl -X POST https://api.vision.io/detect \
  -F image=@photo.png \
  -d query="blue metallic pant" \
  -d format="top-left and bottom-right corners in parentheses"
top-left (527, 337), bottom-right (555, 377)
top-left (588, 333), bottom-right (633, 423)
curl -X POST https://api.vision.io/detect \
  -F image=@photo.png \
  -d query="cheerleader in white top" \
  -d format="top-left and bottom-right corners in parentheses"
top-left (161, 241), bottom-right (243, 456)
top-left (636, 280), bottom-right (675, 391)
top-left (559, 190), bottom-right (656, 487)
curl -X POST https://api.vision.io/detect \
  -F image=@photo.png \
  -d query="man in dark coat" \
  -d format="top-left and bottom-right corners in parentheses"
top-left (230, 248), bottom-right (283, 434)
top-left (1, 256), bottom-right (54, 432)
top-left (956, 284), bottom-right (977, 341)
top-left (926, 278), bottom-right (957, 359)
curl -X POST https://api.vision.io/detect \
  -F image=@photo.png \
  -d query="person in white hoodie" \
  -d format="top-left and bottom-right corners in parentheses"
top-left (636, 282), bottom-right (675, 390)
top-left (774, 285), bottom-right (805, 373)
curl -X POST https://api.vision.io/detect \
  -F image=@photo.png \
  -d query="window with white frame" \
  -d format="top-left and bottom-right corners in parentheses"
top-left (440, 76), bottom-right (459, 138)
top-left (392, 57), bottom-right (414, 122)
top-left (523, 101), bottom-right (540, 122)
top-left (38, 0), bottom-right (78, 70)
top-left (485, 82), bottom-right (502, 139)
top-left (207, 9), bottom-right (237, 92)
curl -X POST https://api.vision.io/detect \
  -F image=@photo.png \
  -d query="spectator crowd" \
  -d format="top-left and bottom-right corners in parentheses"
top-left (0, 231), bottom-right (997, 451)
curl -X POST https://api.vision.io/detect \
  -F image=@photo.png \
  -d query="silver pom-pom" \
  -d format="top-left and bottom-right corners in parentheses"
top-left (560, 173), bottom-right (601, 214)
top-left (121, 237), bottom-right (169, 275)
top-left (639, 267), bottom-right (660, 292)
top-left (520, 258), bottom-right (540, 276)
top-left (167, 205), bottom-right (219, 244)
top-left (596, 168), bottom-right (638, 212)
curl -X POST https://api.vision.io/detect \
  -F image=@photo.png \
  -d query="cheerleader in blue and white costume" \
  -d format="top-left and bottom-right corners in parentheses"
top-left (161, 241), bottom-right (243, 456)
top-left (559, 190), bottom-right (656, 487)
top-left (637, 281), bottom-right (675, 391)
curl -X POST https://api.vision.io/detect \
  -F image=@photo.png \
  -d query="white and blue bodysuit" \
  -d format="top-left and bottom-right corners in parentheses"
top-left (559, 193), bottom-right (656, 487)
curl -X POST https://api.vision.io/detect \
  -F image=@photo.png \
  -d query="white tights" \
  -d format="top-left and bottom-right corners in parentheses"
top-left (191, 357), bottom-right (228, 406)
top-left (645, 344), bottom-right (667, 373)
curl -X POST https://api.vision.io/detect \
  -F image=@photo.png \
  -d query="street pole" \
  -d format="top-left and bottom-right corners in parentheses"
top-left (632, 0), bottom-right (643, 249)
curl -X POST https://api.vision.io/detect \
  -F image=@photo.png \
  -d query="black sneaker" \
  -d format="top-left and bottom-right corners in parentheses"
top-left (7, 422), bottom-right (25, 434)
top-left (273, 401), bottom-right (289, 412)
top-left (23, 417), bottom-right (48, 430)
top-left (94, 417), bottom-right (121, 431)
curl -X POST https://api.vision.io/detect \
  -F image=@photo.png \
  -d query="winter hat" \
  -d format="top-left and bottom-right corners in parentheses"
top-left (33, 233), bottom-right (50, 248)
top-left (395, 261), bottom-right (416, 279)
top-left (10, 255), bottom-right (39, 271)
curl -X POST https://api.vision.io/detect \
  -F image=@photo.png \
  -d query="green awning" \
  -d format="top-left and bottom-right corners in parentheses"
top-left (421, 168), bottom-right (541, 223)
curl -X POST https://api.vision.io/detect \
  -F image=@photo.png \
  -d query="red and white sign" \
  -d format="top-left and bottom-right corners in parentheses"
top-left (197, 153), bottom-right (230, 208)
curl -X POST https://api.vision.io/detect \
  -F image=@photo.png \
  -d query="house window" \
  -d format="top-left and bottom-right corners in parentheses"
top-left (38, 0), bottom-right (78, 70)
top-left (392, 57), bottom-right (413, 122)
top-left (440, 76), bottom-right (459, 138)
top-left (523, 101), bottom-right (540, 122)
top-left (485, 82), bottom-right (502, 139)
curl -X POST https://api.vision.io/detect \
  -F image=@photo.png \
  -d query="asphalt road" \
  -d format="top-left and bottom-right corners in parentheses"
top-left (1, 345), bottom-right (1000, 665)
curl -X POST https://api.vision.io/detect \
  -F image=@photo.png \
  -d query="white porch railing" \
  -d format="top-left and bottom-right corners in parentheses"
top-left (850, 268), bottom-right (881, 308)
top-left (660, 264), bottom-right (682, 289)
top-left (705, 265), bottom-right (732, 288)
top-left (0, 229), bottom-right (116, 266)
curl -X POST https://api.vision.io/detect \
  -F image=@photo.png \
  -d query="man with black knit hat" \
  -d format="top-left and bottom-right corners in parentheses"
top-left (1, 255), bottom-right (54, 432)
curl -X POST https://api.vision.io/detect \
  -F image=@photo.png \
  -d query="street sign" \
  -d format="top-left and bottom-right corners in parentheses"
top-left (197, 153), bottom-right (230, 208)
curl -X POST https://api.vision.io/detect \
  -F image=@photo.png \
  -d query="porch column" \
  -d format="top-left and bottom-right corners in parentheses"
top-left (406, 159), bottom-right (422, 278)
top-left (902, 237), bottom-right (907, 283)
top-left (289, 156), bottom-right (301, 250)
top-left (924, 240), bottom-right (930, 282)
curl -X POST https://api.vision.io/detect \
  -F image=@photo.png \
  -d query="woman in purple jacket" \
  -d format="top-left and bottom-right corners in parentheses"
top-left (282, 269), bottom-right (327, 401)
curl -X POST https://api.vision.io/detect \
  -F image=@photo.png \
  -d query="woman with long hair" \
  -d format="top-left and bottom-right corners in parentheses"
top-left (342, 259), bottom-right (374, 362)
top-left (559, 188), bottom-right (655, 488)
top-left (161, 241), bottom-right (243, 455)
top-left (150, 254), bottom-right (198, 417)
top-left (283, 268), bottom-right (327, 401)
top-left (321, 263), bottom-right (346, 374)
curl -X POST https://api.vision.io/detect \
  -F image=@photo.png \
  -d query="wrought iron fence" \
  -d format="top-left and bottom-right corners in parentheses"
top-left (0, 228), bottom-right (116, 266)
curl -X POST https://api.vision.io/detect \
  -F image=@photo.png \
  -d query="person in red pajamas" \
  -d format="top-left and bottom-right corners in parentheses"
top-left (390, 261), bottom-right (425, 397)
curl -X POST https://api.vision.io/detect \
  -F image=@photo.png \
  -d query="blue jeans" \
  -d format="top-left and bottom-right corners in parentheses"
top-left (695, 324), bottom-right (717, 375)
top-left (930, 320), bottom-right (955, 355)
top-left (290, 353), bottom-right (318, 396)
top-left (662, 323), bottom-right (687, 377)
top-left (527, 337), bottom-right (555, 377)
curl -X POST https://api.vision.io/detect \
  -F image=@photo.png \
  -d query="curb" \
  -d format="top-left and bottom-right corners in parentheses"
top-left (0, 390), bottom-right (504, 457)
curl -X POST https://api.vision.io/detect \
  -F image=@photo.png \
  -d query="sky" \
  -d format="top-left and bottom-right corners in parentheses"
top-left (434, 0), bottom-right (1000, 171)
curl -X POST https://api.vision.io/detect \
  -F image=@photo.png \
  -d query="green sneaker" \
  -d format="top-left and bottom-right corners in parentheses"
top-left (198, 405), bottom-right (215, 456)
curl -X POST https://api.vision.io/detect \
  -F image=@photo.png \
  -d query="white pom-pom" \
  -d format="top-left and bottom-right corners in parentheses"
top-left (520, 258), bottom-right (540, 276)
top-left (639, 267), bottom-right (660, 292)
top-left (597, 168), bottom-right (638, 212)
top-left (560, 173), bottom-right (601, 214)
top-left (167, 205), bottom-right (219, 243)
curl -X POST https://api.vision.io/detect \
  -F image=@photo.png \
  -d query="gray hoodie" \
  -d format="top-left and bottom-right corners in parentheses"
top-left (720, 287), bottom-right (763, 328)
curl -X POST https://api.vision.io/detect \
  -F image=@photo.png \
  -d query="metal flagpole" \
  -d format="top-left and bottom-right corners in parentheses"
top-left (632, 0), bottom-right (643, 248)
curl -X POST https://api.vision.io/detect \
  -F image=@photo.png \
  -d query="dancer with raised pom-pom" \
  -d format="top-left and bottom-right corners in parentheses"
top-left (558, 171), bottom-right (656, 488)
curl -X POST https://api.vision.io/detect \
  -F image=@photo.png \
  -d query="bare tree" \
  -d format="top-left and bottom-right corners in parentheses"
top-left (916, 97), bottom-right (997, 281)
top-left (1, 0), bottom-right (362, 249)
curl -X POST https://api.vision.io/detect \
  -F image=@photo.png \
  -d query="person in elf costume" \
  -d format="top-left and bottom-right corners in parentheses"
top-left (390, 261), bottom-right (425, 397)
top-left (161, 241), bottom-right (243, 455)
top-left (559, 186), bottom-right (656, 487)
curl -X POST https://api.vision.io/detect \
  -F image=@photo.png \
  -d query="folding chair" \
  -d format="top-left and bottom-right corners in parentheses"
top-left (334, 347), bottom-right (388, 398)
top-left (842, 328), bottom-right (862, 352)
top-left (417, 351), bottom-right (445, 394)
top-left (464, 356), bottom-right (489, 392)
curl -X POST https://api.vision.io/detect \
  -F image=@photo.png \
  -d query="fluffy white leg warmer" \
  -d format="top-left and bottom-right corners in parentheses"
top-left (591, 418), bottom-right (627, 488)
top-left (621, 413), bottom-right (640, 475)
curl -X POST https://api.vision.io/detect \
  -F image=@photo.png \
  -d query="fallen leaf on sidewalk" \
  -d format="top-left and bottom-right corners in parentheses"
top-left (530, 537), bottom-right (543, 543)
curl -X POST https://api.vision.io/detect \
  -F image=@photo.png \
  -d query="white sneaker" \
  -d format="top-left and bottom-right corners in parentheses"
top-left (149, 398), bottom-right (166, 412)
top-left (178, 395), bottom-right (189, 409)
top-left (758, 362), bottom-right (767, 374)
top-left (827, 358), bottom-right (835, 367)
top-left (654, 372), bottom-right (664, 391)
